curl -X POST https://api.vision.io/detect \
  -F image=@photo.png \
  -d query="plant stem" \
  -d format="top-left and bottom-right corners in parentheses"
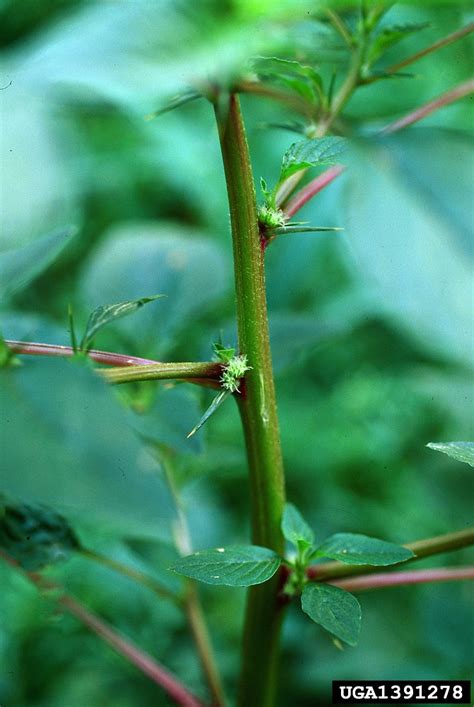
top-left (331, 566), bottom-right (474, 592)
top-left (184, 582), bottom-right (226, 707)
top-left (164, 458), bottom-right (226, 707)
top-left (100, 362), bottom-right (221, 385)
top-left (6, 340), bottom-right (222, 389)
top-left (58, 595), bottom-right (204, 707)
top-left (6, 340), bottom-right (160, 366)
top-left (326, 9), bottom-right (353, 48)
top-left (0, 551), bottom-right (203, 707)
top-left (382, 79), bottom-right (474, 134)
top-left (80, 548), bottom-right (179, 604)
top-left (235, 79), bottom-right (311, 117)
top-left (284, 165), bottom-right (346, 218)
top-left (369, 22), bottom-right (474, 81)
top-left (216, 94), bottom-right (286, 707)
top-left (316, 37), bottom-right (365, 136)
top-left (308, 527), bottom-right (474, 582)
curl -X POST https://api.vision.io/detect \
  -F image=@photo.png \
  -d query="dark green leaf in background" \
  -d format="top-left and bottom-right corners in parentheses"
top-left (0, 500), bottom-right (80, 570)
top-left (80, 223), bottom-right (229, 355)
top-left (0, 226), bottom-right (76, 303)
top-left (313, 533), bottom-right (414, 565)
top-left (301, 583), bottom-right (361, 646)
top-left (345, 132), bottom-right (473, 368)
top-left (427, 442), bottom-right (474, 467)
top-left (0, 359), bottom-right (175, 539)
top-left (170, 545), bottom-right (281, 586)
top-left (365, 23), bottom-right (429, 69)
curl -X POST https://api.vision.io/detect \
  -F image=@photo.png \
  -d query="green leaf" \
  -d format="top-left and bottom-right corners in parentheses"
top-left (187, 390), bottom-right (231, 439)
top-left (145, 90), bottom-right (201, 120)
top-left (132, 386), bottom-right (205, 455)
top-left (313, 533), bottom-right (414, 566)
top-left (80, 223), bottom-right (229, 356)
top-left (213, 342), bottom-right (236, 363)
top-left (301, 583), bottom-right (361, 646)
top-left (280, 137), bottom-right (347, 180)
top-left (345, 132), bottom-right (473, 367)
top-left (170, 545), bottom-right (281, 586)
top-left (0, 500), bottom-right (80, 570)
top-left (427, 442), bottom-right (474, 468)
top-left (253, 56), bottom-right (323, 105)
top-left (0, 226), bottom-right (76, 303)
top-left (281, 503), bottom-right (314, 549)
top-left (0, 359), bottom-right (175, 539)
top-left (80, 296), bottom-right (164, 351)
top-left (366, 23), bottom-right (429, 68)
top-left (0, 332), bottom-right (18, 368)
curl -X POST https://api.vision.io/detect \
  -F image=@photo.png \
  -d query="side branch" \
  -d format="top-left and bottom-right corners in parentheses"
top-left (308, 528), bottom-right (474, 582)
top-left (331, 566), bottom-right (474, 592)
top-left (100, 362), bottom-right (221, 385)
top-left (6, 340), bottom-right (159, 367)
top-left (0, 551), bottom-right (203, 707)
top-left (382, 79), bottom-right (474, 134)
top-left (374, 23), bottom-right (474, 80)
top-left (5, 340), bottom-right (222, 388)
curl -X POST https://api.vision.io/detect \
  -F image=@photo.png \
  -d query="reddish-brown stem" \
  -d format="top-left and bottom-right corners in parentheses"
top-left (0, 551), bottom-right (204, 707)
top-left (5, 340), bottom-right (222, 389)
top-left (284, 165), bottom-right (345, 218)
top-left (382, 79), bottom-right (474, 134)
top-left (58, 595), bottom-right (204, 707)
top-left (331, 566), bottom-right (474, 592)
top-left (372, 23), bottom-right (474, 80)
top-left (6, 340), bottom-right (159, 367)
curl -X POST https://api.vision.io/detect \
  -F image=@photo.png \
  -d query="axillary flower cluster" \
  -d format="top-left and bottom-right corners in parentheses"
top-left (220, 354), bottom-right (251, 393)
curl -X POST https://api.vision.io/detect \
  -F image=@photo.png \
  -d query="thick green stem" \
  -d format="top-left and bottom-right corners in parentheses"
top-left (216, 94), bottom-right (286, 707)
top-left (100, 362), bottom-right (221, 386)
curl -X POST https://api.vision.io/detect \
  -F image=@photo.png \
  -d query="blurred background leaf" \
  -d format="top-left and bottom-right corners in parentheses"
top-left (0, 359), bottom-right (176, 539)
top-left (0, 1), bottom-right (472, 705)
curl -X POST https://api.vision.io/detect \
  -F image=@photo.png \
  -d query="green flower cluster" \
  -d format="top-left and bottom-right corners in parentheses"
top-left (220, 354), bottom-right (251, 393)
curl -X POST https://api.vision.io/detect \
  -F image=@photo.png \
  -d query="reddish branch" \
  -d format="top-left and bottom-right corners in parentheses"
top-left (331, 566), bottom-right (474, 592)
top-left (0, 551), bottom-right (204, 707)
top-left (284, 165), bottom-right (345, 218)
top-left (5, 340), bottom-right (222, 389)
top-left (6, 340), bottom-right (158, 367)
top-left (382, 79), bottom-right (474, 134)
top-left (377, 23), bottom-right (474, 79)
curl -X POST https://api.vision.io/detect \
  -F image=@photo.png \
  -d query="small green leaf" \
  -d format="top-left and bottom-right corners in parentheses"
top-left (0, 500), bottom-right (80, 570)
top-left (280, 136), bottom-right (347, 180)
top-left (187, 389), bottom-right (231, 439)
top-left (253, 56), bottom-right (323, 104)
top-left (0, 333), bottom-right (19, 368)
top-left (427, 442), bottom-right (474, 468)
top-left (301, 583), bottom-right (361, 646)
top-left (0, 226), bottom-right (76, 302)
top-left (366, 23), bottom-right (429, 68)
top-left (170, 545), bottom-right (281, 586)
top-left (313, 533), bottom-right (414, 566)
top-left (213, 342), bottom-right (236, 363)
top-left (145, 90), bottom-right (201, 120)
top-left (80, 296), bottom-right (163, 351)
top-left (282, 503), bottom-right (314, 549)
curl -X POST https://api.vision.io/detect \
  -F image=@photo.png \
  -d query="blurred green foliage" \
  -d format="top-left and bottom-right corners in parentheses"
top-left (0, 1), bottom-right (473, 705)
